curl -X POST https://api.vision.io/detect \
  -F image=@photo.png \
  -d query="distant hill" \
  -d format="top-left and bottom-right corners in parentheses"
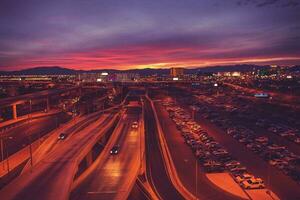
top-left (0, 64), bottom-right (274, 76)
top-left (191, 64), bottom-right (271, 73)
top-left (0, 66), bottom-right (76, 75)
top-left (287, 65), bottom-right (300, 72)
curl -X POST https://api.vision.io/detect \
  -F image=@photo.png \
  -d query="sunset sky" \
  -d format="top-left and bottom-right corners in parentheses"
top-left (0, 0), bottom-right (300, 71)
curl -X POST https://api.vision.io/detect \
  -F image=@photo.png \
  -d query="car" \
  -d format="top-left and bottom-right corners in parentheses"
top-left (294, 137), bottom-right (300, 144)
top-left (110, 145), bottom-right (120, 155)
top-left (225, 160), bottom-right (241, 168)
top-left (255, 136), bottom-right (269, 145)
top-left (241, 178), bottom-right (265, 189)
top-left (267, 144), bottom-right (286, 151)
top-left (203, 161), bottom-right (224, 172)
top-left (58, 133), bottom-right (67, 140)
top-left (132, 121), bottom-right (138, 128)
top-left (235, 173), bottom-right (254, 184)
top-left (269, 159), bottom-right (288, 166)
top-left (230, 166), bottom-right (247, 174)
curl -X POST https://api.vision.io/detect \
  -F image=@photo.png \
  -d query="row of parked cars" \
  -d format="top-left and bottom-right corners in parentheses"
top-left (194, 88), bottom-right (300, 147)
top-left (187, 95), bottom-right (300, 184)
top-left (267, 123), bottom-right (300, 145)
top-left (227, 126), bottom-right (300, 183)
top-left (162, 100), bottom-right (266, 190)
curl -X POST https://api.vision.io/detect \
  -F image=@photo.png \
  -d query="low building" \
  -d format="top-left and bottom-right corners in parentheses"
top-left (170, 68), bottom-right (184, 77)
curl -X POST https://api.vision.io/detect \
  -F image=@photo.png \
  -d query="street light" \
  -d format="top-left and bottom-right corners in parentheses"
top-left (1, 130), bottom-right (5, 170)
top-left (28, 99), bottom-right (33, 170)
top-left (196, 159), bottom-right (198, 199)
top-left (0, 133), bottom-right (11, 173)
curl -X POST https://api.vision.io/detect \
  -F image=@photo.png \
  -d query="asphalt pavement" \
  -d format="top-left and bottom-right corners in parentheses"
top-left (71, 108), bottom-right (141, 200)
top-left (0, 113), bottom-right (115, 200)
top-left (155, 101), bottom-right (243, 200)
top-left (1, 112), bottom-right (70, 161)
top-left (144, 98), bottom-right (184, 200)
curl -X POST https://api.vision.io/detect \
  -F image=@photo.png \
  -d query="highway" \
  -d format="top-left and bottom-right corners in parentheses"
top-left (21, 110), bottom-right (114, 172)
top-left (143, 98), bottom-right (184, 200)
top-left (127, 181), bottom-right (152, 200)
top-left (0, 112), bottom-right (117, 200)
top-left (71, 106), bottom-right (142, 200)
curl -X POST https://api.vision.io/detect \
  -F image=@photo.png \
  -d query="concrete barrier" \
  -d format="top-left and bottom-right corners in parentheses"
top-left (71, 112), bottom-right (123, 190)
top-left (146, 95), bottom-right (197, 200)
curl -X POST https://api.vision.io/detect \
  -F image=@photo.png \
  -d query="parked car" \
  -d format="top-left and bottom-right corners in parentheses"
top-left (269, 159), bottom-right (288, 166)
top-left (235, 173), bottom-right (254, 184)
top-left (241, 178), bottom-right (265, 189)
top-left (203, 160), bottom-right (224, 172)
top-left (225, 161), bottom-right (241, 168)
top-left (230, 166), bottom-right (247, 174)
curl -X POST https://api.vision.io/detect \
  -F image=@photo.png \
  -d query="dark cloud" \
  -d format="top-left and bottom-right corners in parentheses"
top-left (0, 0), bottom-right (299, 70)
top-left (236, 0), bottom-right (299, 7)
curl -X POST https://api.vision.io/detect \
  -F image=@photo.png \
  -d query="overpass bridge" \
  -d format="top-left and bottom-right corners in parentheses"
top-left (0, 87), bottom-right (80, 120)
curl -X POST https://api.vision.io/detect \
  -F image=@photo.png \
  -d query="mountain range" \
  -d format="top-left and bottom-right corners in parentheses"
top-left (0, 64), bottom-right (298, 76)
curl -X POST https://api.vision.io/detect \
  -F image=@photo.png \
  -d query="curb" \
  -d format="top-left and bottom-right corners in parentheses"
top-left (146, 95), bottom-right (197, 200)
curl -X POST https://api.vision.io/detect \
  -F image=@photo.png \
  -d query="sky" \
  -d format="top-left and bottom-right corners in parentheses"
top-left (0, 0), bottom-right (300, 71)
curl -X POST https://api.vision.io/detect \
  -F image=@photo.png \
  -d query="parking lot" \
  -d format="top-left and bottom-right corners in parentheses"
top-left (165, 83), bottom-right (300, 185)
top-left (150, 85), bottom-right (300, 200)
top-left (161, 100), bottom-right (268, 190)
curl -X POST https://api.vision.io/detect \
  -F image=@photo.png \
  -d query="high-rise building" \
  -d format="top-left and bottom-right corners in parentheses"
top-left (170, 68), bottom-right (184, 77)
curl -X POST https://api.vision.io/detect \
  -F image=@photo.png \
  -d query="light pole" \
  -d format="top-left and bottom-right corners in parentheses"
top-left (1, 131), bottom-right (5, 170)
top-left (6, 141), bottom-right (9, 172)
top-left (28, 99), bottom-right (33, 170)
top-left (196, 159), bottom-right (198, 199)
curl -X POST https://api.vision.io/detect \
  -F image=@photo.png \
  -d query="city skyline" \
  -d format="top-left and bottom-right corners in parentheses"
top-left (1, 0), bottom-right (300, 70)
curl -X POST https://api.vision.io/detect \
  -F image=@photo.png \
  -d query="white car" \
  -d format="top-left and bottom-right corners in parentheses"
top-left (235, 173), bottom-right (253, 184)
top-left (241, 178), bottom-right (265, 189)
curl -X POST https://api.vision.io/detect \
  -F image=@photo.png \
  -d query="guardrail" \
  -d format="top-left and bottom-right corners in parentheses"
top-left (146, 95), bottom-right (197, 200)
top-left (22, 95), bottom-right (129, 173)
top-left (71, 111), bottom-right (123, 191)
top-left (71, 95), bottom-right (130, 191)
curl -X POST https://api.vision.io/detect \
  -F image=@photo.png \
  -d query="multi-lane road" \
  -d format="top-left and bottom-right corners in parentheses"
top-left (1, 87), bottom-right (299, 200)
top-left (0, 112), bottom-right (117, 200)
top-left (72, 106), bottom-right (142, 200)
top-left (1, 112), bottom-right (70, 160)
